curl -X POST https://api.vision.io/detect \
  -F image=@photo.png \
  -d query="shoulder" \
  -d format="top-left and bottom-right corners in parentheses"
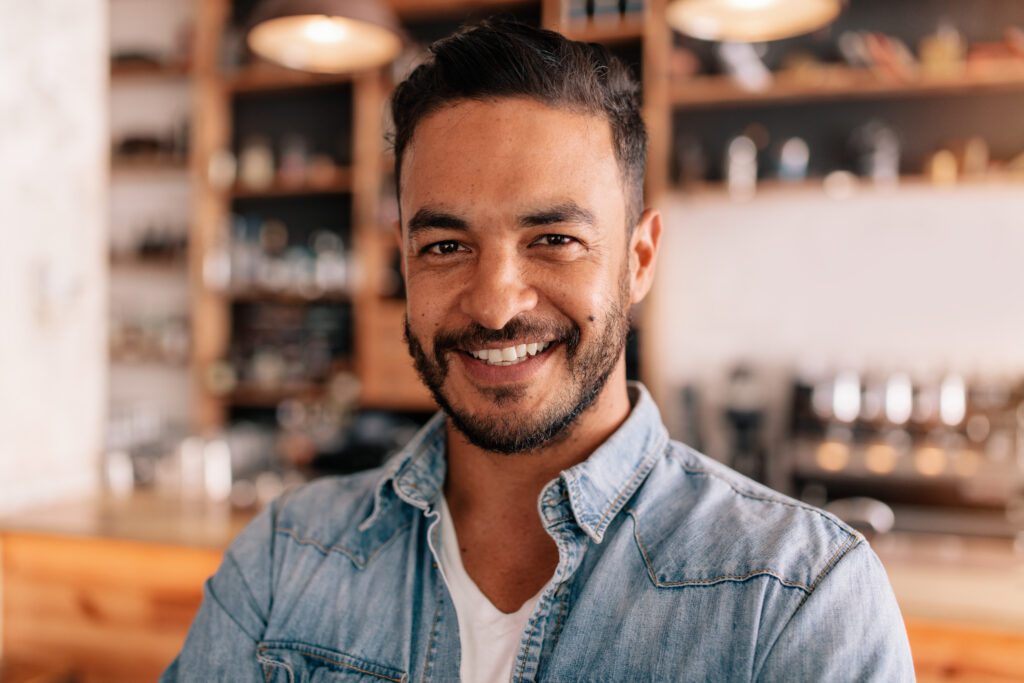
top-left (264, 467), bottom-right (402, 567)
top-left (276, 468), bottom-right (383, 529)
top-left (628, 441), bottom-right (863, 595)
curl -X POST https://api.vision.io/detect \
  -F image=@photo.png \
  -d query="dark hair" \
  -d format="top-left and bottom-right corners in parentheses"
top-left (389, 19), bottom-right (647, 228)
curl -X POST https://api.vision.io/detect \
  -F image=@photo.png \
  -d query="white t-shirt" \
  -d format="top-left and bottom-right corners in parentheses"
top-left (436, 495), bottom-right (545, 683)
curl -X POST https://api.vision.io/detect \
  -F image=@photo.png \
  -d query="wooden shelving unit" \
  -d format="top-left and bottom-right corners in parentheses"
top-left (189, 0), bottom-right (1024, 429)
top-left (672, 62), bottom-right (1024, 109)
top-left (111, 156), bottom-right (190, 175)
top-left (110, 62), bottom-right (191, 81)
top-left (558, 17), bottom-right (645, 44)
top-left (390, 0), bottom-right (536, 20)
top-left (187, 0), bottom-right (668, 429)
top-left (228, 172), bottom-right (352, 199)
top-left (227, 288), bottom-right (351, 304)
top-left (226, 382), bottom-right (329, 407)
top-left (224, 65), bottom-right (356, 94)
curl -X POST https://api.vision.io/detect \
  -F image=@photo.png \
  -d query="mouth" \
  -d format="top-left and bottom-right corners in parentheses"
top-left (460, 340), bottom-right (556, 366)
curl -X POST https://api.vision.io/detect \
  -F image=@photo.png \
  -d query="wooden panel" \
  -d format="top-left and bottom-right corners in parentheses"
top-left (359, 299), bottom-right (436, 411)
top-left (906, 619), bottom-right (1024, 682)
top-left (1, 532), bottom-right (222, 682)
top-left (190, 0), bottom-right (232, 431)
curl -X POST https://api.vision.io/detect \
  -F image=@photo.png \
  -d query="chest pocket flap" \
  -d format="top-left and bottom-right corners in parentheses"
top-left (257, 641), bottom-right (407, 683)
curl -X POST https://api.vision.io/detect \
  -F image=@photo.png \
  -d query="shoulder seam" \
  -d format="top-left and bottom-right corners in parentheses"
top-left (205, 574), bottom-right (262, 642)
top-left (629, 509), bottom-right (813, 594)
top-left (800, 533), bottom-right (863, 606)
top-left (668, 448), bottom-right (859, 542)
top-left (274, 519), bottom-right (413, 569)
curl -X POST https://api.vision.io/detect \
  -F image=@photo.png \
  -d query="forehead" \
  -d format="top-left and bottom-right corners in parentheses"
top-left (399, 98), bottom-right (624, 226)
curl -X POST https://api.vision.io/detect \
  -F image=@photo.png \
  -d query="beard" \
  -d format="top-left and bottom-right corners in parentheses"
top-left (404, 271), bottom-right (631, 455)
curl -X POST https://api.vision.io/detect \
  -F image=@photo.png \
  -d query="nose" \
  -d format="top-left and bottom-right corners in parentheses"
top-left (459, 246), bottom-right (538, 330)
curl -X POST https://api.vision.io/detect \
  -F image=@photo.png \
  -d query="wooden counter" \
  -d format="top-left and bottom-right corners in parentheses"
top-left (0, 493), bottom-right (254, 682)
top-left (2, 494), bottom-right (1023, 681)
top-left (874, 532), bottom-right (1024, 682)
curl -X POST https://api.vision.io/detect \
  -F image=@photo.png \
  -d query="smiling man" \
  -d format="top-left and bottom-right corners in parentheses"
top-left (164, 20), bottom-right (914, 683)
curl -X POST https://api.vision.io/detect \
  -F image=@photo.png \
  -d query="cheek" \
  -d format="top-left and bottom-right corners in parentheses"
top-left (405, 277), bottom-right (451, 332)
top-left (538, 267), bottom-right (617, 329)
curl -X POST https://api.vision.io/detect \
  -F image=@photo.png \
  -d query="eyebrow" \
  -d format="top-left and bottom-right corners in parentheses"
top-left (406, 201), bottom-right (597, 238)
top-left (520, 202), bottom-right (596, 229)
top-left (407, 208), bottom-right (469, 236)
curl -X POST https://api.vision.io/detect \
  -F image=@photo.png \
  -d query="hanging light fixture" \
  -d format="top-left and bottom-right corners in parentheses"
top-left (666, 0), bottom-right (842, 43)
top-left (247, 0), bottom-right (403, 74)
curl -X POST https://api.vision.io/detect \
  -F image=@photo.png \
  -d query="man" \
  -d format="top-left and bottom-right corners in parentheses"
top-left (164, 20), bottom-right (914, 682)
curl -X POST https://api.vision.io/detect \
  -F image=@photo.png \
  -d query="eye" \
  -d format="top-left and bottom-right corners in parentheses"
top-left (533, 234), bottom-right (578, 247)
top-left (423, 240), bottom-right (466, 256)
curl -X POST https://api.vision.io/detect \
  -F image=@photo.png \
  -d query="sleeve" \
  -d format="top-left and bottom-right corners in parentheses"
top-left (159, 500), bottom-right (280, 681)
top-left (754, 540), bottom-right (916, 682)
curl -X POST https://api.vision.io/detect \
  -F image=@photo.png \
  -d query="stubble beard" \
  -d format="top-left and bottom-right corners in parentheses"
top-left (404, 272), bottom-right (632, 455)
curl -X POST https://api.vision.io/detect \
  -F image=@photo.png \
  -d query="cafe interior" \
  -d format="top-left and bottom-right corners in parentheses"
top-left (1, 0), bottom-right (1023, 680)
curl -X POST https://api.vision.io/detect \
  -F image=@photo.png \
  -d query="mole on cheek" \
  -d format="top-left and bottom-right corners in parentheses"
top-left (587, 315), bottom-right (595, 323)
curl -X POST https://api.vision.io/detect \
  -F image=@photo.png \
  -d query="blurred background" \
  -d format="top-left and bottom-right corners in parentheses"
top-left (1, 0), bottom-right (1023, 680)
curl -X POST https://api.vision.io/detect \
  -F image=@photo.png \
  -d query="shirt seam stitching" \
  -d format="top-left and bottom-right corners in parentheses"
top-left (205, 575), bottom-right (261, 642)
top-left (225, 550), bottom-right (268, 629)
top-left (591, 432), bottom-right (667, 536)
top-left (751, 537), bottom-right (866, 680)
top-left (673, 453), bottom-right (859, 540)
top-left (257, 642), bottom-right (405, 682)
top-left (628, 510), bottom-right (814, 593)
top-left (273, 521), bottom-right (412, 568)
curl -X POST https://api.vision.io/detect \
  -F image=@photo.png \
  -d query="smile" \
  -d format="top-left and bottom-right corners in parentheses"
top-left (464, 341), bottom-right (554, 366)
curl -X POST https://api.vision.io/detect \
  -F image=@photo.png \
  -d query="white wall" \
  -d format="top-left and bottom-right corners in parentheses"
top-left (0, 0), bottom-right (107, 514)
top-left (651, 180), bottom-right (1024, 440)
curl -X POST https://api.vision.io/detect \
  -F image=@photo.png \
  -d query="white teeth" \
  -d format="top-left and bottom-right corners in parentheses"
top-left (467, 341), bottom-right (555, 366)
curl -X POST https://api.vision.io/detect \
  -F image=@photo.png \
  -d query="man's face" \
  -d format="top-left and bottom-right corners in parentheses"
top-left (399, 98), bottom-right (638, 454)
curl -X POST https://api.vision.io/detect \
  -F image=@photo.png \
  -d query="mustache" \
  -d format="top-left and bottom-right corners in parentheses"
top-left (430, 318), bottom-right (581, 369)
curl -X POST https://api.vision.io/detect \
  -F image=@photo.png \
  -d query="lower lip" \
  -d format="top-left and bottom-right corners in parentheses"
top-left (455, 344), bottom-right (559, 385)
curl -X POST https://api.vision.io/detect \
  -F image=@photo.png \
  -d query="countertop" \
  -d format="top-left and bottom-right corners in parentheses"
top-left (3, 492), bottom-right (1023, 632)
top-left (0, 490), bottom-right (254, 549)
top-left (874, 531), bottom-right (1024, 632)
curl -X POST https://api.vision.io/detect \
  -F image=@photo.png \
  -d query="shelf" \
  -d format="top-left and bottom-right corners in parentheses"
top-left (109, 254), bottom-right (187, 271)
top-left (558, 18), bottom-right (645, 44)
top-left (230, 171), bottom-right (352, 199)
top-left (224, 65), bottom-right (354, 94)
top-left (228, 288), bottom-right (351, 305)
top-left (109, 355), bottom-right (189, 369)
top-left (389, 0), bottom-right (536, 20)
top-left (672, 63), bottom-right (1024, 109)
top-left (227, 382), bottom-right (326, 407)
top-left (110, 62), bottom-right (190, 82)
top-left (111, 157), bottom-right (189, 175)
top-left (674, 173), bottom-right (1024, 200)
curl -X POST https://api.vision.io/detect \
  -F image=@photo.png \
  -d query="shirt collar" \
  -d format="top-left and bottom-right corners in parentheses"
top-left (360, 382), bottom-right (668, 542)
top-left (558, 383), bottom-right (668, 542)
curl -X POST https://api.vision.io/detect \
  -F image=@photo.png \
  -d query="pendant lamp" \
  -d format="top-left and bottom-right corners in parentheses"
top-left (247, 0), bottom-right (403, 74)
top-left (666, 0), bottom-right (842, 43)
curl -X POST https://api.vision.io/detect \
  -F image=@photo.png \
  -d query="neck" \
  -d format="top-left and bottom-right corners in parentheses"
top-left (443, 361), bottom-right (632, 516)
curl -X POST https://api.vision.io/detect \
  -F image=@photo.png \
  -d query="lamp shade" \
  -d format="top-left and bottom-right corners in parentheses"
top-left (666, 0), bottom-right (842, 43)
top-left (247, 0), bottom-right (403, 74)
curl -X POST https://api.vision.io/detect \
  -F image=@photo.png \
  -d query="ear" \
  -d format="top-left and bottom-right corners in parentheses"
top-left (628, 208), bottom-right (662, 305)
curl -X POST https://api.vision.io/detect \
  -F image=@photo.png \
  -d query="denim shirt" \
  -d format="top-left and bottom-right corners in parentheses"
top-left (163, 383), bottom-right (914, 682)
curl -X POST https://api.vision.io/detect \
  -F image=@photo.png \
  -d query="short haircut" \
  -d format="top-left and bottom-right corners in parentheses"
top-left (389, 19), bottom-right (648, 229)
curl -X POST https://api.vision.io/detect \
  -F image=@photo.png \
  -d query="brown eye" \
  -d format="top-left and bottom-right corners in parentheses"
top-left (425, 240), bottom-right (464, 255)
top-left (536, 234), bottom-right (576, 246)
